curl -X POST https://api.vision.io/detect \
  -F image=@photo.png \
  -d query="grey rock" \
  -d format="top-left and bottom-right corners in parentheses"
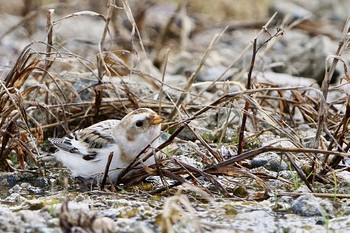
top-left (3, 193), bottom-right (27, 203)
top-left (291, 194), bottom-right (334, 217)
top-left (0, 208), bottom-right (22, 232)
top-left (233, 210), bottom-right (276, 232)
top-left (42, 201), bottom-right (91, 218)
top-left (54, 72), bottom-right (98, 101)
top-left (167, 51), bottom-right (199, 75)
top-left (335, 171), bottom-right (350, 194)
top-left (92, 216), bottom-right (117, 233)
top-left (269, 0), bottom-right (313, 20)
top-left (197, 66), bottom-right (237, 82)
top-left (339, 199), bottom-right (350, 215)
top-left (270, 0), bottom-right (350, 21)
top-left (97, 208), bottom-right (121, 220)
top-left (9, 184), bottom-right (23, 193)
top-left (255, 71), bottom-right (319, 87)
top-left (251, 152), bottom-right (288, 172)
top-left (177, 119), bottom-right (213, 142)
top-left (277, 170), bottom-right (297, 180)
top-left (34, 177), bottom-right (50, 188)
top-left (297, 124), bottom-right (318, 147)
top-left (133, 221), bottom-right (157, 233)
top-left (271, 34), bottom-right (338, 83)
top-left (0, 173), bottom-right (18, 187)
top-left (27, 185), bottom-right (45, 195)
top-left (19, 209), bottom-right (46, 224)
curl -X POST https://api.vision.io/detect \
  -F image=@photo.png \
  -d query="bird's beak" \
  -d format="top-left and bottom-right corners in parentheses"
top-left (151, 114), bottom-right (164, 125)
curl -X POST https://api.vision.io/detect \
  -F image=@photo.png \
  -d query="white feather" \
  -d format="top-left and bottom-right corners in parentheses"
top-left (50, 108), bottom-right (163, 181)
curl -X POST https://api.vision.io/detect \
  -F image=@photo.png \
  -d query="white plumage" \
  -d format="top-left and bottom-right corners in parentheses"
top-left (49, 108), bottom-right (164, 181)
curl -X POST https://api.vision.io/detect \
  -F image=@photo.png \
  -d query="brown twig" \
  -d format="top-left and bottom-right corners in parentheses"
top-left (320, 95), bottom-right (350, 175)
top-left (100, 152), bottom-right (114, 190)
top-left (95, 0), bottom-right (115, 121)
top-left (152, 3), bottom-right (182, 66)
top-left (237, 38), bottom-right (257, 155)
top-left (115, 123), bottom-right (187, 183)
top-left (190, 12), bottom-right (278, 101)
top-left (168, 29), bottom-right (226, 121)
top-left (184, 123), bottom-right (224, 163)
top-left (316, 17), bottom-right (350, 173)
top-left (315, 18), bottom-right (350, 148)
top-left (276, 192), bottom-right (350, 199)
top-left (151, 145), bottom-right (349, 194)
top-left (284, 152), bottom-right (313, 192)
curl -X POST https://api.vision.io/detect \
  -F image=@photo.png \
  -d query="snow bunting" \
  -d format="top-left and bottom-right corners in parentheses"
top-left (49, 108), bottom-right (164, 181)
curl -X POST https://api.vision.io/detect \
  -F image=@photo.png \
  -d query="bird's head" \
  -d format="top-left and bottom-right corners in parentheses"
top-left (114, 108), bottom-right (164, 153)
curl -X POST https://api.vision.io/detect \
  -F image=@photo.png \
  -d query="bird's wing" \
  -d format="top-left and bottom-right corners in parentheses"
top-left (49, 119), bottom-right (119, 161)
top-left (87, 119), bottom-right (120, 133)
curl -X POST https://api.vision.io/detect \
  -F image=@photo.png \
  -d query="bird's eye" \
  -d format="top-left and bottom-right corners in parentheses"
top-left (135, 120), bottom-right (143, 127)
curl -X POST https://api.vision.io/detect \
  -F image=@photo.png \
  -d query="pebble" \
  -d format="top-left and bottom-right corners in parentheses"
top-left (92, 216), bottom-right (117, 233)
top-left (3, 193), bottom-right (27, 203)
top-left (0, 208), bottom-right (22, 232)
top-left (291, 194), bottom-right (334, 217)
top-left (251, 152), bottom-right (288, 172)
top-left (196, 66), bottom-right (236, 82)
top-left (19, 209), bottom-right (46, 224)
top-left (269, 0), bottom-right (313, 20)
top-left (132, 222), bottom-right (156, 233)
top-left (0, 173), bottom-right (17, 187)
top-left (8, 184), bottom-right (22, 194)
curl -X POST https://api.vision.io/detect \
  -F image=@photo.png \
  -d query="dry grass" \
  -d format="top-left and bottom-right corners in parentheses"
top-left (0, 0), bottom-right (350, 204)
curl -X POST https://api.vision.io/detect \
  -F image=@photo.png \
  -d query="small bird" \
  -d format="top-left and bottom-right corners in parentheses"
top-left (49, 108), bottom-right (164, 181)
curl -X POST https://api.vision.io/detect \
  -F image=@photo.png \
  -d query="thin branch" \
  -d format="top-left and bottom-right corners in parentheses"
top-left (100, 152), bottom-right (114, 190)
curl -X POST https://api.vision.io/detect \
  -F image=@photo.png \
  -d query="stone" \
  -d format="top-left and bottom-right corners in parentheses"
top-left (251, 152), bottom-right (288, 172)
top-left (291, 194), bottom-right (334, 217)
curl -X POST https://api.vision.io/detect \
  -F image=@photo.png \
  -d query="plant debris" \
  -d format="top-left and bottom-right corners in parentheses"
top-left (1, 0), bottom-right (350, 232)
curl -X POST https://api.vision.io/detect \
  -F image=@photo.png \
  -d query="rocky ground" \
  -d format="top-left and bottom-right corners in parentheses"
top-left (1, 0), bottom-right (350, 232)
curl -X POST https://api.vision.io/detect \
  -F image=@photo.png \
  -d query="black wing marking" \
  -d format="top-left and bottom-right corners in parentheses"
top-left (48, 138), bottom-right (79, 153)
top-left (49, 137), bottom-right (99, 160)
top-left (49, 120), bottom-right (118, 160)
top-left (77, 128), bottom-right (115, 149)
top-left (82, 152), bottom-right (97, 160)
